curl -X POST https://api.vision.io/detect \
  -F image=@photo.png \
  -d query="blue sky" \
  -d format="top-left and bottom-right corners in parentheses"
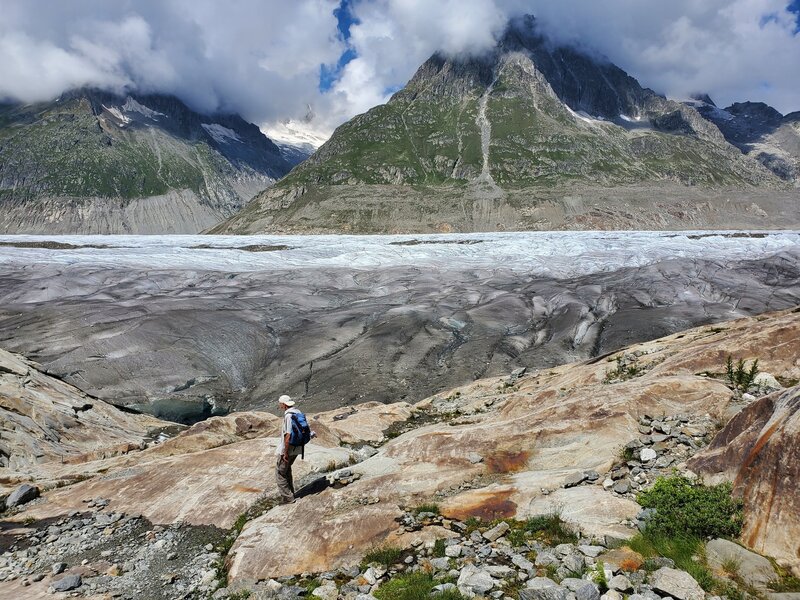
top-left (790, 0), bottom-right (800, 30)
top-left (319, 0), bottom-right (357, 92)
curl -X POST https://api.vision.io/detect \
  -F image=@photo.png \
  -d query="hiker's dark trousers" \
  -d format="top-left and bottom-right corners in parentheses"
top-left (276, 454), bottom-right (298, 502)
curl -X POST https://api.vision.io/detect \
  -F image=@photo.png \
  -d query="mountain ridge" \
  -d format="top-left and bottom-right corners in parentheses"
top-left (0, 88), bottom-right (300, 234)
top-left (215, 15), bottom-right (798, 234)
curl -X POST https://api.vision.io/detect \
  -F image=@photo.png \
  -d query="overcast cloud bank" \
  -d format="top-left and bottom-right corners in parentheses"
top-left (1, 0), bottom-right (798, 140)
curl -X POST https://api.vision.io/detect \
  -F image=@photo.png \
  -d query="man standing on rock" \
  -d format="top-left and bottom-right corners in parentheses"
top-left (276, 395), bottom-right (302, 504)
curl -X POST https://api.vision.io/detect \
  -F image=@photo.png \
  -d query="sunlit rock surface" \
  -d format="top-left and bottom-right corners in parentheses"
top-left (224, 308), bottom-right (800, 581)
top-left (4, 308), bottom-right (798, 583)
top-left (0, 346), bottom-right (164, 493)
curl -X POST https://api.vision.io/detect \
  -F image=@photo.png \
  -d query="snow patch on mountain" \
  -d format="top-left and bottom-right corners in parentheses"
top-left (263, 119), bottom-right (329, 150)
top-left (122, 97), bottom-right (165, 120)
top-left (201, 123), bottom-right (242, 144)
top-left (102, 105), bottom-right (131, 125)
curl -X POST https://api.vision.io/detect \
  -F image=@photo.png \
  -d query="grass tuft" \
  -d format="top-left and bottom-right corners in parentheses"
top-left (413, 503), bottom-right (440, 516)
top-left (374, 572), bottom-right (465, 600)
top-left (523, 513), bottom-right (578, 546)
top-left (362, 546), bottom-right (403, 569)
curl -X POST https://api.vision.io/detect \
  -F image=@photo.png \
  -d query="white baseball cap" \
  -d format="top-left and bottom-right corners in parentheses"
top-left (278, 394), bottom-right (295, 407)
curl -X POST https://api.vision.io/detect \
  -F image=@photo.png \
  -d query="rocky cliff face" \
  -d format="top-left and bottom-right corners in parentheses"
top-left (690, 386), bottom-right (800, 576)
top-left (688, 97), bottom-right (800, 184)
top-left (0, 346), bottom-right (164, 483)
top-left (216, 16), bottom-right (793, 235)
top-left (0, 89), bottom-right (294, 233)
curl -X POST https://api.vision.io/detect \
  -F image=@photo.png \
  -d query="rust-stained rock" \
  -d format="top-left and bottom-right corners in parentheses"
top-left (600, 547), bottom-right (646, 573)
top-left (225, 308), bottom-right (800, 582)
top-left (6, 308), bottom-right (800, 584)
top-left (690, 385), bottom-right (800, 576)
top-left (227, 502), bottom-right (403, 581)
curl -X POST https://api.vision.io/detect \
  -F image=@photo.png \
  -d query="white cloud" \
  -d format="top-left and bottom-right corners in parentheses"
top-left (0, 0), bottom-right (798, 142)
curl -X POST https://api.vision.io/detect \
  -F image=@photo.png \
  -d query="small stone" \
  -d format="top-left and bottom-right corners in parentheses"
top-left (512, 554), bottom-right (535, 572)
top-left (433, 583), bottom-right (458, 595)
top-left (51, 574), bottom-right (82, 592)
top-left (429, 558), bottom-right (450, 571)
top-left (639, 448), bottom-right (657, 462)
top-left (602, 591), bottom-right (624, 600)
top-left (612, 481), bottom-right (630, 494)
top-left (445, 545), bottom-right (462, 558)
top-left (467, 453), bottom-right (483, 464)
top-left (608, 575), bottom-right (633, 592)
top-left (457, 565), bottom-right (496, 596)
top-left (311, 583), bottom-right (339, 600)
top-left (578, 545), bottom-right (605, 558)
top-left (482, 521), bottom-right (510, 542)
top-left (535, 551), bottom-right (559, 567)
top-left (654, 456), bottom-right (673, 469)
top-left (564, 472), bottom-right (588, 488)
top-left (51, 562), bottom-right (67, 575)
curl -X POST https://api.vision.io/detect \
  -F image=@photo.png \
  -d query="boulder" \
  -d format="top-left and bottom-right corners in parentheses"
top-left (649, 567), bottom-right (704, 600)
top-left (5, 484), bottom-right (40, 509)
top-left (690, 386), bottom-right (800, 576)
top-left (706, 538), bottom-right (778, 589)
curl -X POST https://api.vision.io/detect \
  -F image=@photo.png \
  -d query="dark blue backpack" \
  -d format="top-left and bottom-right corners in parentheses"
top-left (289, 411), bottom-right (312, 447)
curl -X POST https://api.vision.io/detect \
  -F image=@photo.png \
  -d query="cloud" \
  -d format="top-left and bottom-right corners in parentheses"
top-left (523, 0), bottom-right (800, 113)
top-left (0, 0), bottom-right (798, 142)
top-left (0, 0), bottom-right (345, 125)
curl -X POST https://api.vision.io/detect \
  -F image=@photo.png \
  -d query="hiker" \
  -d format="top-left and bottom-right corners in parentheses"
top-left (275, 394), bottom-right (312, 504)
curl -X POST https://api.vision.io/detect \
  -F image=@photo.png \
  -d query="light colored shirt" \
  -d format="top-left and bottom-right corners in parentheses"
top-left (275, 407), bottom-right (302, 456)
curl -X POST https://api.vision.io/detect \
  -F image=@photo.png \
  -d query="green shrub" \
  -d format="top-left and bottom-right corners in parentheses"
top-left (725, 356), bottom-right (759, 391)
top-left (374, 573), bottom-right (465, 600)
top-left (637, 475), bottom-right (743, 539)
top-left (432, 538), bottom-right (446, 558)
top-left (464, 516), bottom-right (481, 533)
top-left (362, 546), bottom-right (403, 569)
